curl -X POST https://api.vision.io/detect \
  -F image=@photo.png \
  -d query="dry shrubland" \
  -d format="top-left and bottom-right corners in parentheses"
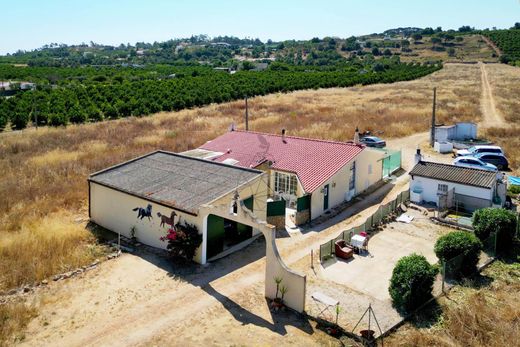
top-left (386, 262), bottom-right (520, 347)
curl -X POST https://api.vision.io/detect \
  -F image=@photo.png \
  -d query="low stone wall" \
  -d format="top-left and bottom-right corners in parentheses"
top-left (295, 209), bottom-right (310, 225)
top-left (267, 215), bottom-right (285, 230)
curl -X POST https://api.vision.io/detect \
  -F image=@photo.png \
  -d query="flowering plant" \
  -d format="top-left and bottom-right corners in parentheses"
top-left (160, 222), bottom-right (201, 261)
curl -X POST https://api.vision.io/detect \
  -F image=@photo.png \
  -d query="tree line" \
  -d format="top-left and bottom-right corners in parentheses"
top-left (0, 63), bottom-right (440, 130)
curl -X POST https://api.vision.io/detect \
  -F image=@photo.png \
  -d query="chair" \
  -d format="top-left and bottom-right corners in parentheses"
top-left (360, 231), bottom-right (368, 237)
top-left (335, 240), bottom-right (354, 259)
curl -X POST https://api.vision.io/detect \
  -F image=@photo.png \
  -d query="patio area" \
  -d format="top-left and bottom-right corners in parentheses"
top-left (301, 208), bottom-right (449, 333)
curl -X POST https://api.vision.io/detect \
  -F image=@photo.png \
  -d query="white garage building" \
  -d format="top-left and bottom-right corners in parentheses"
top-left (88, 151), bottom-right (268, 264)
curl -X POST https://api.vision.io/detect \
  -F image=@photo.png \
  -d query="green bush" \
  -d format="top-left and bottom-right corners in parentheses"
top-left (473, 208), bottom-right (518, 251)
top-left (389, 253), bottom-right (438, 312)
top-left (508, 185), bottom-right (520, 195)
top-left (434, 231), bottom-right (482, 278)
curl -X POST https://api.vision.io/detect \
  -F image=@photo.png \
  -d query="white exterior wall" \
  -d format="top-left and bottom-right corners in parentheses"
top-left (355, 148), bottom-right (384, 193)
top-left (89, 182), bottom-right (204, 262)
top-left (410, 176), bottom-right (493, 205)
top-left (310, 148), bottom-right (384, 220)
top-left (90, 173), bottom-right (268, 264)
top-left (209, 174), bottom-right (268, 237)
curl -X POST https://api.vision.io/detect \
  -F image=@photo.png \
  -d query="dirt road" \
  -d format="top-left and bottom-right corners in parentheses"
top-left (479, 62), bottom-right (506, 128)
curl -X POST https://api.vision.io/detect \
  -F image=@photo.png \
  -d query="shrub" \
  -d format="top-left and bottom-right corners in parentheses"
top-left (160, 221), bottom-right (202, 261)
top-left (434, 231), bottom-right (482, 278)
top-left (389, 253), bottom-right (438, 312)
top-left (473, 208), bottom-right (518, 251)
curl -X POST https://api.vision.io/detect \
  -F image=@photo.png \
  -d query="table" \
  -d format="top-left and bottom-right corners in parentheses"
top-left (351, 234), bottom-right (366, 249)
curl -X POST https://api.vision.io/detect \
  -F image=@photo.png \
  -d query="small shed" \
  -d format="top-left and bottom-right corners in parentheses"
top-left (409, 161), bottom-right (506, 211)
top-left (434, 122), bottom-right (477, 143)
top-left (88, 151), bottom-right (268, 264)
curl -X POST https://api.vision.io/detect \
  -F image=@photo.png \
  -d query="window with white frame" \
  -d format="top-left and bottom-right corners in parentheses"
top-left (349, 161), bottom-right (356, 190)
top-left (438, 183), bottom-right (448, 192)
top-left (274, 172), bottom-right (298, 195)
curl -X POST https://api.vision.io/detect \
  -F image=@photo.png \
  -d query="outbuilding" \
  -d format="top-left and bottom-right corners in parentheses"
top-left (409, 161), bottom-right (506, 211)
top-left (88, 151), bottom-right (268, 264)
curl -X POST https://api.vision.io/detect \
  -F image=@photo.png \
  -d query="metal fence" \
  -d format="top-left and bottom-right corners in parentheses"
top-left (441, 232), bottom-right (497, 291)
top-left (319, 190), bottom-right (410, 262)
top-left (382, 149), bottom-right (402, 178)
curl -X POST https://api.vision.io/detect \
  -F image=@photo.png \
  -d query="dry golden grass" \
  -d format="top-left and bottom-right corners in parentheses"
top-left (0, 212), bottom-right (107, 290)
top-left (479, 64), bottom-right (520, 175)
top-left (386, 262), bottom-right (520, 347)
top-left (0, 301), bottom-right (37, 347)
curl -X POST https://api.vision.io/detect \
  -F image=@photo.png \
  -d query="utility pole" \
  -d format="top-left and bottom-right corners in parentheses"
top-left (245, 96), bottom-right (249, 131)
top-left (430, 87), bottom-right (437, 147)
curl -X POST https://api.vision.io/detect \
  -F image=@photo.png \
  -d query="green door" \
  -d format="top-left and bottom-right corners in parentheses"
top-left (207, 215), bottom-right (224, 258)
top-left (323, 184), bottom-right (329, 211)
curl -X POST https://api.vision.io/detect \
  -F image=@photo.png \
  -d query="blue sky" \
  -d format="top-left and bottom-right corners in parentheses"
top-left (1, 0), bottom-right (519, 54)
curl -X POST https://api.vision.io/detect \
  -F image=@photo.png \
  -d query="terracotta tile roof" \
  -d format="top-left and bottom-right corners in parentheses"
top-left (199, 130), bottom-right (364, 193)
top-left (409, 161), bottom-right (496, 188)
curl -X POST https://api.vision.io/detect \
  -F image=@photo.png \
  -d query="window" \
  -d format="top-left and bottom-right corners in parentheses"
top-left (368, 164), bottom-right (373, 175)
top-left (349, 161), bottom-right (356, 190)
top-left (438, 184), bottom-right (448, 192)
top-left (274, 172), bottom-right (297, 195)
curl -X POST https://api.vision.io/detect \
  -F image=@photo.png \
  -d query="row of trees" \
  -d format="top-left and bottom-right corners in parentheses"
top-left (0, 63), bottom-right (440, 130)
top-left (483, 29), bottom-right (520, 64)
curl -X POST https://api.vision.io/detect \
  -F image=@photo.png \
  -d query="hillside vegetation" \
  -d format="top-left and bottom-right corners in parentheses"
top-left (483, 29), bottom-right (520, 64)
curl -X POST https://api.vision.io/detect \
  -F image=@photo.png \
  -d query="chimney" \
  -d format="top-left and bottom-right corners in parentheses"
top-left (415, 148), bottom-right (422, 165)
top-left (282, 128), bottom-right (287, 143)
top-left (354, 127), bottom-right (360, 144)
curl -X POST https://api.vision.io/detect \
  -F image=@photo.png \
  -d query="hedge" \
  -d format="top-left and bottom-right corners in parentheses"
top-left (434, 231), bottom-right (482, 278)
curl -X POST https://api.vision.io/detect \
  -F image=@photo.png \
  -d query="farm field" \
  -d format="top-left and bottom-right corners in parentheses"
top-left (1, 62), bottom-right (520, 346)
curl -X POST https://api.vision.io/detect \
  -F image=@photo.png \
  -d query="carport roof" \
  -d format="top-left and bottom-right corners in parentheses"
top-left (89, 151), bottom-right (263, 215)
top-left (409, 161), bottom-right (496, 188)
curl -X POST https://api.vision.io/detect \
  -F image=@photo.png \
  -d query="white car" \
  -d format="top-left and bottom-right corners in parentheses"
top-left (453, 156), bottom-right (498, 172)
top-left (455, 145), bottom-right (504, 157)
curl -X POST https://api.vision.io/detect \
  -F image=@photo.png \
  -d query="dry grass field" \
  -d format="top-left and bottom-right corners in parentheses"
top-left (386, 261), bottom-right (520, 347)
top-left (482, 63), bottom-right (520, 174)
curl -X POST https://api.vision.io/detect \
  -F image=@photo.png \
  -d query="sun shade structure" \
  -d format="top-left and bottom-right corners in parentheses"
top-left (410, 161), bottom-right (496, 189)
top-left (198, 130), bottom-right (365, 193)
top-left (88, 150), bottom-right (263, 215)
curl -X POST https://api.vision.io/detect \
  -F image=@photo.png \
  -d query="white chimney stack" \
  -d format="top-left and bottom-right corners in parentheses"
top-left (354, 127), bottom-right (360, 144)
top-left (415, 148), bottom-right (422, 164)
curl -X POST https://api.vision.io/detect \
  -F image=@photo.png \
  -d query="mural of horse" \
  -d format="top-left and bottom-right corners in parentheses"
top-left (157, 211), bottom-right (177, 228)
top-left (132, 204), bottom-right (153, 220)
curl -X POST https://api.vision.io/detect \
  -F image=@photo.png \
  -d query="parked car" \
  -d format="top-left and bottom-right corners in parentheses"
top-left (360, 136), bottom-right (386, 148)
top-left (474, 153), bottom-right (509, 170)
top-left (455, 145), bottom-right (504, 157)
top-left (453, 156), bottom-right (498, 172)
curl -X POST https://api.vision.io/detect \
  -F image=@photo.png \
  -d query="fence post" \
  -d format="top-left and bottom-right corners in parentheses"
top-left (442, 261), bottom-right (446, 293)
top-left (494, 232), bottom-right (498, 258)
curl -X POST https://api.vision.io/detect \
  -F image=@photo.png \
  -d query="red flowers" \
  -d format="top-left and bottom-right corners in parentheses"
top-left (161, 227), bottom-right (177, 242)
